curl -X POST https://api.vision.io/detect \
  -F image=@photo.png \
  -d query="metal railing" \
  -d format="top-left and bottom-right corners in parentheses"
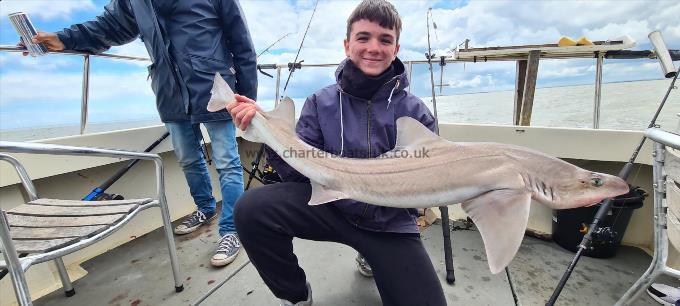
top-left (615, 128), bottom-right (680, 305)
top-left (1, 45), bottom-right (659, 134)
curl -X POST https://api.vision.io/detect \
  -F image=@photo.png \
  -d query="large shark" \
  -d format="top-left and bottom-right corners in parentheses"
top-left (213, 76), bottom-right (629, 274)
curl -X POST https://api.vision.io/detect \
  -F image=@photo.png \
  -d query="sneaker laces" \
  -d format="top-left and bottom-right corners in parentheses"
top-left (217, 234), bottom-right (241, 253)
top-left (181, 210), bottom-right (206, 226)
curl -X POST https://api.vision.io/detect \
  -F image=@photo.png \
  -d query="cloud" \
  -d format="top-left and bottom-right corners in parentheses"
top-left (0, 52), bottom-right (80, 72)
top-left (0, 1), bottom-right (97, 21)
top-left (2, 0), bottom-right (679, 131)
top-left (108, 39), bottom-right (152, 67)
top-left (107, 38), bottom-right (149, 58)
top-left (448, 75), bottom-right (483, 88)
top-left (584, 20), bottom-right (651, 44)
top-left (418, 0), bottom-right (679, 50)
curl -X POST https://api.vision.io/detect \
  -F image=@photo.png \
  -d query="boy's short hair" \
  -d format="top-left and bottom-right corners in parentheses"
top-left (346, 0), bottom-right (402, 42)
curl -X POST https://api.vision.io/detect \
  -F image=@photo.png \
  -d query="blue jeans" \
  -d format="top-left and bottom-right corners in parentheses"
top-left (165, 121), bottom-right (243, 236)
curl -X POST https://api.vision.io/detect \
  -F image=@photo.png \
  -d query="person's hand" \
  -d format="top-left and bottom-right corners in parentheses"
top-left (227, 94), bottom-right (261, 130)
top-left (19, 31), bottom-right (65, 56)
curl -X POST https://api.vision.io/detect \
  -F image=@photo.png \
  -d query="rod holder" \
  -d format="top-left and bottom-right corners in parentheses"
top-left (649, 31), bottom-right (677, 78)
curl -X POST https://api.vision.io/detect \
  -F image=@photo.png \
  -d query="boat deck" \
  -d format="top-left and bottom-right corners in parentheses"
top-left (34, 218), bottom-right (667, 306)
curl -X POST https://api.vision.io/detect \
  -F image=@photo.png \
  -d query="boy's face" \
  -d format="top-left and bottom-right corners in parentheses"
top-left (344, 19), bottom-right (400, 76)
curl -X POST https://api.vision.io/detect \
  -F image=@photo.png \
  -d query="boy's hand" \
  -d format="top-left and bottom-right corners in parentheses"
top-left (227, 94), bottom-right (261, 131)
top-left (19, 31), bottom-right (65, 56)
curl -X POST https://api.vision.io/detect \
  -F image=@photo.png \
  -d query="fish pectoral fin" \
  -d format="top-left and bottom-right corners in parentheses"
top-left (308, 181), bottom-right (349, 205)
top-left (461, 189), bottom-right (531, 274)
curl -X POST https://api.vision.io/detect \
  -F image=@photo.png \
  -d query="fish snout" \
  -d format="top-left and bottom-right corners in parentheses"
top-left (553, 175), bottom-right (630, 209)
top-left (605, 176), bottom-right (629, 197)
top-left (581, 176), bottom-right (629, 207)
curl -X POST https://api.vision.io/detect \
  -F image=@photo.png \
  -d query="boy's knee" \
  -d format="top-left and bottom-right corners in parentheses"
top-left (234, 189), bottom-right (270, 230)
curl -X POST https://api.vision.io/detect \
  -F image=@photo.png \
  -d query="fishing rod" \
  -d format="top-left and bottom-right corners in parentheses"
top-left (256, 33), bottom-right (293, 78)
top-left (547, 32), bottom-right (679, 305)
top-left (281, 0), bottom-right (318, 98)
top-left (244, 0), bottom-right (319, 190)
top-left (83, 131), bottom-right (169, 200)
top-left (244, 33), bottom-right (295, 187)
top-left (257, 32), bottom-right (292, 59)
top-left (427, 7), bottom-right (455, 285)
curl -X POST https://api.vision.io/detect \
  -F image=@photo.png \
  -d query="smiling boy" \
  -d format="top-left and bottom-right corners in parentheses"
top-left (227, 1), bottom-right (447, 305)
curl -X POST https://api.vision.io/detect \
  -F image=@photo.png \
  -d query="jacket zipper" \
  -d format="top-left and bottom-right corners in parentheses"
top-left (355, 99), bottom-right (372, 225)
top-left (338, 75), bottom-right (400, 226)
top-left (367, 99), bottom-right (372, 157)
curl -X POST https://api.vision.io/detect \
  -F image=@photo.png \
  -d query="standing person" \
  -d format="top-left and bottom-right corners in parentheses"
top-left (227, 1), bottom-right (447, 305)
top-left (27, 0), bottom-right (257, 267)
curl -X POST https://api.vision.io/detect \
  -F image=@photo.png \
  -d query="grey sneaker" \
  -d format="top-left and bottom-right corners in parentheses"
top-left (280, 282), bottom-right (312, 306)
top-left (356, 253), bottom-right (373, 277)
top-left (174, 210), bottom-right (215, 235)
top-left (211, 233), bottom-right (241, 267)
top-left (647, 283), bottom-right (680, 306)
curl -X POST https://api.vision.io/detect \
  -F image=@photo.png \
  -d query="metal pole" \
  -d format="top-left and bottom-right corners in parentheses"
top-left (53, 258), bottom-right (74, 296)
top-left (427, 8), bottom-right (455, 284)
top-left (593, 53), bottom-right (603, 129)
top-left (80, 54), bottom-right (90, 135)
top-left (615, 141), bottom-right (667, 305)
top-left (154, 157), bottom-right (184, 292)
top-left (275, 67), bottom-right (281, 105)
top-left (408, 61), bottom-right (413, 94)
top-left (439, 59), bottom-right (445, 95)
top-left (0, 211), bottom-right (33, 305)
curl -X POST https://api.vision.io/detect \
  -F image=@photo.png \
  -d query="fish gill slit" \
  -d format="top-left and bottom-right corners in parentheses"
top-left (540, 181), bottom-right (547, 197)
top-left (549, 186), bottom-right (555, 202)
top-left (534, 180), bottom-right (542, 196)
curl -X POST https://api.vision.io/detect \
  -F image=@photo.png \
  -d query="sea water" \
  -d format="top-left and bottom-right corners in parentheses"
top-left (1, 79), bottom-right (678, 142)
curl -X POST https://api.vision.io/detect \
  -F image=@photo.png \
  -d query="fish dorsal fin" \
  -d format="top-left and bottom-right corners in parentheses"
top-left (207, 72), bottom-right (235, 112)
top-left (462, 189), bottom-right (531, 274)
top-left (242, 97), bottom-right (296, 144)
top-left (394, 116), bottom-right (442, 150)
top-left (263, 97), bottom-right (296, 131)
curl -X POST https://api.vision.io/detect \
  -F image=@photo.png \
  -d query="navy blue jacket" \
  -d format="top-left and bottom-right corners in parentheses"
top-left (57, 0), bottom-right (257, 123)
top-left (269, 58), bottom-right (437, 234)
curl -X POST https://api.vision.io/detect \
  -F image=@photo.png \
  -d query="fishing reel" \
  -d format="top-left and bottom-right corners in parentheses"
top-left (578, 223), bottom-right (618, 244)
top-left (261, 163), bottom-right (282, 185)
top-left (94, 192), bottom-right (125, 201)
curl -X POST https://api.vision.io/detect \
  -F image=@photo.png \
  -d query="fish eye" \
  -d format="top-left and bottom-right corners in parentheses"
top-left (591, 178), bottom-right (603, 187)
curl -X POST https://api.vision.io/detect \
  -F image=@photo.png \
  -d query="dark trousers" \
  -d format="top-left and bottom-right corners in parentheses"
top-left (234, 182), bottom-right (446, 306)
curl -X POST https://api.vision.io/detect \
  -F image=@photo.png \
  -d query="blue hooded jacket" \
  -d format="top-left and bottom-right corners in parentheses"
top-left (268, 58), bottom-right (437, 234)
top-left (56, 0), bottom-right (257, 123)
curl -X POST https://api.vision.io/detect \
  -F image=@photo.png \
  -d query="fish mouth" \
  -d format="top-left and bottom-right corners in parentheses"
top-left (584, 200), bottom-right (603, 207)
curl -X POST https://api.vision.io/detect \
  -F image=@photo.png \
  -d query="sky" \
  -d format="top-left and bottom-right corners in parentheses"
top-left (0, 0), bottom-right (678, 130)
